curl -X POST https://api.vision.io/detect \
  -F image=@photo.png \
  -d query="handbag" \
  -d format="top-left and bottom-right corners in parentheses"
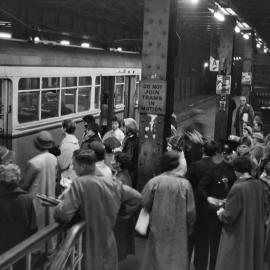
top-left (135, 208), bottom-right (150, 236)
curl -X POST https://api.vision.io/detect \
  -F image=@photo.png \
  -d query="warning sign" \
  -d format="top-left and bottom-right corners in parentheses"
top-left (210, 56), bottom-right (219, 72)
top-left (139, 80), bottom-right (167, 115)
top-left (216, 75), bottom-right (231, 95)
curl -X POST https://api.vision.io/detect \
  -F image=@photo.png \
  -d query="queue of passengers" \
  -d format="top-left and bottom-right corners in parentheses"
top-left (1, 102), bottom-right (270, 270)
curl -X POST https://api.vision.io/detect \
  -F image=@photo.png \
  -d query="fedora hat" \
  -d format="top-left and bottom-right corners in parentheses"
top-left (34, 131), bottom-right (54, 150)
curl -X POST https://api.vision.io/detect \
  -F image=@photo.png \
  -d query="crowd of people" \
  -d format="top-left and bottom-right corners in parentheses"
top-left (0, 115), bottom-right (141, 269)
top-left (1, 95), bottom-right (270, 270)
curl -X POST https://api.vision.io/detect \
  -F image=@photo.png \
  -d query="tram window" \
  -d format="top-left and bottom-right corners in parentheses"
top-left (78, 87), bottom-right (91, 112)
top-left (62, 77), bottom-right (77, 87)
top-left (42, 77), bottom-right (60, 88)
top-left (115, 84), bottom-right (124, 105)
top-left (41, 90), bottom-right (59, 119)
top-left (79, 77), bottom-right (92, 86)
top-left (18, 92), bottom-right (39, 123)
top-left (115, 76), bottom-right (125, 106)
top-left (116, 76), bottom-right (124, 84)
top-left (19, 78), bottom-right (40, 90)
top-left (61, 88), bottom-right (76, 115)
top-left (95, 86), bottom-right (100, 109)
top-left (95, 76), bottom-right (101, 85)
top-left (134, 75), bottom-right (140, 105)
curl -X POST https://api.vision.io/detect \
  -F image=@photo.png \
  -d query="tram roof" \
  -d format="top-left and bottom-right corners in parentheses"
top-left (0, 0), bottom-right (269, 49)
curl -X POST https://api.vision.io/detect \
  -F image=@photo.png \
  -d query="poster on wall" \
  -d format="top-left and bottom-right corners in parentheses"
top-left (241, 72), bottom-right (252, 85)
top-left (210, 56), bottom-right (219, 72)
top-left (216, 75), bottom-right (231, 95)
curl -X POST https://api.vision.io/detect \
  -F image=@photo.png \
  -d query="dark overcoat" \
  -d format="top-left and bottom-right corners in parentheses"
top-left (216, 177), bottom-right (267, 270)
top-left (234, 104), bottom-right (255, 136)
top-left (0, 185), bottom-right (37, 269)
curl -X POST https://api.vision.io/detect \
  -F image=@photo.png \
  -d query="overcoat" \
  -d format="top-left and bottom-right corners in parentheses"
top-left (54, 173), bottom-right (141, 270)
top-left (215, 177), bottom-right (267, 270)
top-left (234, 104), bottom-right (255, 136)
top-left (0, 185), bottom-right (37, 270)
top-left (141, 171), bottom-right (196, 270)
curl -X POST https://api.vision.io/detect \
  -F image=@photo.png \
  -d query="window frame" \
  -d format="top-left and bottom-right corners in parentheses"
top-left (17, 75), bottom-right (93, 125)
top-left (114, 75), bottom-right (125, 108)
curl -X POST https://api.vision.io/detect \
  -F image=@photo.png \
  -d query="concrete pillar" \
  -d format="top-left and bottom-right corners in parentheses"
top-left (214, 16), bottom-right (236, 141)
top-left (137, 0), bottom-right (176, 191)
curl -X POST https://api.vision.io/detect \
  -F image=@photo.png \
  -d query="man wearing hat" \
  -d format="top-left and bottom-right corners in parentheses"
top-left (198, 143), bottom-right (236, 270)
top-left (21, 131), bottom-right (57, 232)
top-left (54, 149), bottom-right (141, 270)
top-left (81, 114), bottom-right (102, 149)
top-left (186, 140), bottom-right (220, 270)
top-left (141, 151), bottom-right (196, 270)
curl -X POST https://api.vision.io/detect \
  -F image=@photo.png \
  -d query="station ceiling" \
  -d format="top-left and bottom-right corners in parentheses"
top-left (0, 0), bottom-right (269, 49)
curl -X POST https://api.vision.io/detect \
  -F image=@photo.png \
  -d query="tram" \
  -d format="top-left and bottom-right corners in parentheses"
top-left (0, 39), bottom-right (141, 173)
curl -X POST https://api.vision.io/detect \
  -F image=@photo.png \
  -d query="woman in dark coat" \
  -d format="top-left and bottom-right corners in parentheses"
top-left (81, 115), bottom-right (102, 149)
top-left (121, 118), bottom-right (139, 188)
top-left (113, 152), bottom-right (135, 261)
top-left (0, 163), bottom-right (37, 270)
top-left (216, 156), bottom-right (267, 270)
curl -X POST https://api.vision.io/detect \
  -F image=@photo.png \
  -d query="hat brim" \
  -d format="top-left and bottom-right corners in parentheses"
top-left (34, 139), bottom-right (53, 150)
top-left (220, 139), bottom-right (240, 152)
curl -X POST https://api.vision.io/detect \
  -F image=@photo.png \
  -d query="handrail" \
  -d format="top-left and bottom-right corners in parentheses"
top-left (0, 222), bottom-right (65, 270)
top-left (48, 221), bottom-right (86, 270)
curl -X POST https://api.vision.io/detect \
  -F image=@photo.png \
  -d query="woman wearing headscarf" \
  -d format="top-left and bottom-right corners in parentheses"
top-left (21, 131), bottom-right (57, 231)
top-left (0, 164), bottom-right (37, 270)
top-left (121, 118), bottom-right (139, 188)
top-left (167, 135), bottom-right (187, 177)
top-left (141, 151), bottom-right (196, 270)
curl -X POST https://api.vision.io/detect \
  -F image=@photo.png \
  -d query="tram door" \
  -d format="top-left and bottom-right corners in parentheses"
top-left (100, 76), bottom-right (115, 136)
top-left (0, 79), bottom-right (12, 145)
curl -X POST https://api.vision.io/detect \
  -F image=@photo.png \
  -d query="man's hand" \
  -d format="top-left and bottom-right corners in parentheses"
top-left (207, 196), bottom-right (221, 207)
top-left (217, 207), bottom-right (225, 219)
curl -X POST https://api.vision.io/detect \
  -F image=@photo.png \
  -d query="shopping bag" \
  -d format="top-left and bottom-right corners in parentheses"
top-left (135, 208), bottom-right (150, 236)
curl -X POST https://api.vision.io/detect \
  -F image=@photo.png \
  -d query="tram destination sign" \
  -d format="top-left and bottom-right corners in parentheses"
top-left (139, 80), bottom-right (167, 115)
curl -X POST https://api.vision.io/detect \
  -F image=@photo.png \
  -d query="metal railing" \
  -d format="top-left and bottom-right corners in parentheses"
top-left (48, 221), bottom-right (86, 270)
top-left (0, 221), bottom-right (86, 270)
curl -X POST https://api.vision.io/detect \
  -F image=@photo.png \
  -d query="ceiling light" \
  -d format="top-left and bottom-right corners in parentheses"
top-left (219, 7), bottom-right (229, 15)
top-left (0, 32), bottom-right (12, 39)
top-left (60, 40), bottom-right (70, 46)
top-left (34, 36), bottom-right (40, 43)
top-left (242, 22), bottom-right (250, 29)
top-left (81, 42), bottom-right (90, 48)
top-left (190, 0), bottom-right (199, 4)
top-left (243, 33), bottom-right (249, 40)
top-left (204, 62), bottom-right (209, 68)
top-left (234, 26), bottom-right (240, 33)
top-left (214, 11), bottom-right (225, 22)
top-left (117, 47), bottom-right (123, 52)
top-left (257, 43), bottom-right (261, 48)
top-left (225, 8), bottom-right (237, 16)
top-left (264, 47), bottom-right (268, 53)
